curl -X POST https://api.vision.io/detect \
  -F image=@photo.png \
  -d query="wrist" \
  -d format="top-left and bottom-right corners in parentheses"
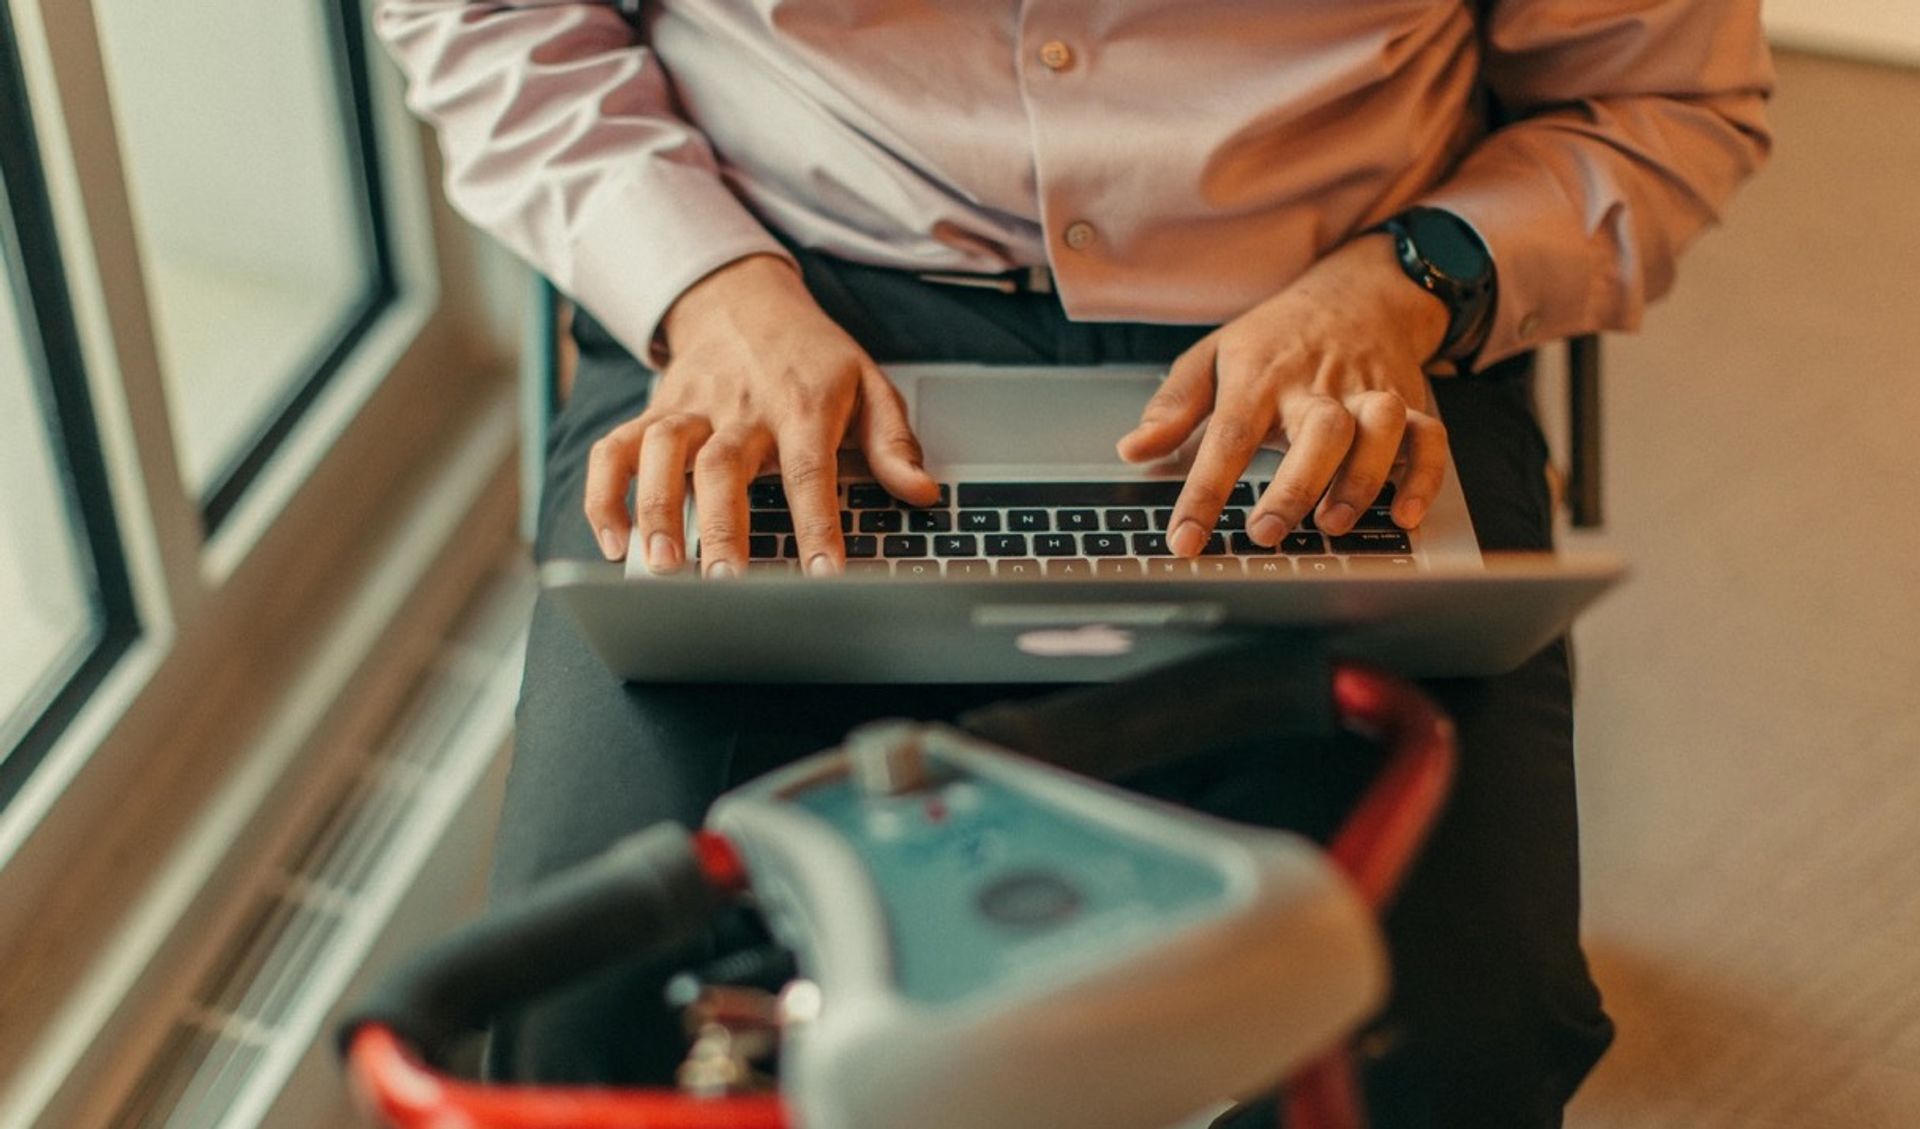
top-left (661, 253), bottom-right (806, 356)
top-left (1343, 233), bottom-right (1451, 362)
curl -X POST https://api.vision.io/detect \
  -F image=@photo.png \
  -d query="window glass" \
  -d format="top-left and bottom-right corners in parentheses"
top-left (0, 255), bottom-right (98, 757)
top-left (90, 0), bottom-right (383, 510)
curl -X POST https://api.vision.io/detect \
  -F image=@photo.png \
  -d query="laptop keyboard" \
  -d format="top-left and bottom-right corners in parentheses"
top-left (721, 477), bottom-right (1418, 577)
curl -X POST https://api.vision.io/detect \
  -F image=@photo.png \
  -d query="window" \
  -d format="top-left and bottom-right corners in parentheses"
top-left (0, 10), bottom-right (136, 804)
top-left (90, 0), bottom-right (393, 528)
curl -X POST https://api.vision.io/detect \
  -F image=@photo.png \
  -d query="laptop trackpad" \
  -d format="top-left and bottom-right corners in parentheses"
top-left (912, 372), bottom-right (1161, 466)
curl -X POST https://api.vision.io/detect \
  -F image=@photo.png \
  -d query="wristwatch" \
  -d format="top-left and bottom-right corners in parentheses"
top-left (1376, 207), bottom-right (1496, 362)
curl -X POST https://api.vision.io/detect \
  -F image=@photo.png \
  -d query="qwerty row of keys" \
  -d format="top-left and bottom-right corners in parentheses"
top-left (739, 555), bottom-right (1417, 577)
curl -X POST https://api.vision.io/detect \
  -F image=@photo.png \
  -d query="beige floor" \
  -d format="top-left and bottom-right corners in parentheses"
top-left (1556, 51), bottom-right (1920, 1128)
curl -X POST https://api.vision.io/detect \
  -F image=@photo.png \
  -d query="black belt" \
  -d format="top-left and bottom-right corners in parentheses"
top-left (914, 265), bottom-right (1056, 295)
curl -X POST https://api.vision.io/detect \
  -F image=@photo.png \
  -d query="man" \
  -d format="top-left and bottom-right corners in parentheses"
top-left (376, 3), bottom-right (1771, 1124)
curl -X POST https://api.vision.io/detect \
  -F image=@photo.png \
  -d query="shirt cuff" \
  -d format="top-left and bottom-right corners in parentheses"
top-left (563, 161), bottom-right (795, 369)
top-left (1416, 141), bottom-right (1616, 368)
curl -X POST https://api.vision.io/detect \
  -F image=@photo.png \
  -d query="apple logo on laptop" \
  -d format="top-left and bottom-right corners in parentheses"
top-left (1015, 625), bottom-right (1135, 658)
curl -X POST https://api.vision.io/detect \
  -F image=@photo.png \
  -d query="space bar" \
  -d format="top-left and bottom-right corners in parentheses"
top-left (957, 481), bottom-right (1187, 507)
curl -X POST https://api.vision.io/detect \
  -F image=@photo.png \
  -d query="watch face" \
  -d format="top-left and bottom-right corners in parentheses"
top-left (1407, 209), bottom-right (1489, 282)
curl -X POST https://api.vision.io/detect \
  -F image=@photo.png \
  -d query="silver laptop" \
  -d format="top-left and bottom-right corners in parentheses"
top-left (543, 364), bottom-right (1622, 681)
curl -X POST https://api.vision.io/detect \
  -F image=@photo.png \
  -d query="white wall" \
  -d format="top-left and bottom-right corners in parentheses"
top-left (1766, 0), bottom-right (1920, 66)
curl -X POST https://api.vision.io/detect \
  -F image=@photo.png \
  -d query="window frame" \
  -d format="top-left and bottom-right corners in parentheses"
top-left (195, 0), bottom-right (399, 532)
top-left (0, 0), bottom-right (139, 807)
top-left (0, 3), bottom-right (521, 1115)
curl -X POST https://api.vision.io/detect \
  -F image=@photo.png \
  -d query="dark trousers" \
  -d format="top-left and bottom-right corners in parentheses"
top-left (492, 249), bottom-right (1614, 1128)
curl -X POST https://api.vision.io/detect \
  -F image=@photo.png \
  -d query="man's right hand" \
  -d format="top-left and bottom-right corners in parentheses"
top-left (583, 254), bottom-right (938, 578)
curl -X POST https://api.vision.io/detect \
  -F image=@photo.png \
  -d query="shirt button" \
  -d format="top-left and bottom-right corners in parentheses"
top-left (1063, 221), bottom-right (1096, 251)
top-left (1038, 40), bottom-right (1075, 71)
top-left (1518, 313), bottom-right (1541, 338)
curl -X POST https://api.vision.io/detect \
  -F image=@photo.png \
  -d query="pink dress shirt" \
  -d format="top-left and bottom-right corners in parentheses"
top-left (375, 1), bottom-right (1772, 368)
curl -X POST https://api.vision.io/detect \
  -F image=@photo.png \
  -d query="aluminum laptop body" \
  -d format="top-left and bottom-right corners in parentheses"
top-left (543, 364), bottom-right (1622, 682)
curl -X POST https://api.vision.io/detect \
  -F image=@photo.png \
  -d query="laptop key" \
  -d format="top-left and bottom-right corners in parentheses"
top-left (883, 534), bottom-right (929, 557)
top-left (748, 479), bottom-right (787, 510)
top-left (782, 536), bottom-right (801, 559)
top-left (934, 534), bottom-right (978, 556)
top-left (1229, 482), bottom-right (1257, 506)
top-left (895, 484), bottom-right (953, 508)
top-left (1131, 532), bottom-right (1169, 555)
top-left (908, 510), bottom-right (953, 533)
top-left (1095, 558), bottom-right (1145, 577)
top-left (1082, 533), bottom-right (1128, 556)
top-left (1057, 509), bottom-right (1099, 532)
top-left (985, 534), bottom-right (1028, 556)
top-left (1331, 530), bottom-right (1412, 554)
top-left (1196, 558), bottom-right (1244, 578)
top-left (1281, 532), bottom-right (1327, 555)
top-left (894, 559), bottom-right (941, 579)
top-left (1352, 507), bottom-right (1401, 531)
top-left (1230, 532), bottom-right (1275, 555)
top-left (859, 510), bottom-right (904, 533)
top-left (749, 535), bottom-right (780, 559)
top-left (847, 483), bottom-right (893, 509)
top-left (1106, 509), bottom-right (1149, 531)
top-left (1009, 509), bottom-right (1050, 532)
top-left (750, 511), bottom-right (794, 534)
top-left (1044, 559), bottom-right (1093, 579)
top-left (1296, 557), bottom-right (1345, 576)
top-left (1215, 508), bottom-right (1246, 531)
top-left (1200, 533), bottom-right (1228, 556)
top-left (958, 510), bottom-right (1002, 532)
top-left (1144, 558), bottom-right (1195, 577)
top-left (844, 535), bottom-right (879, 558)
top-left (1245, 557), bottom-right (1294, 578)
top-left (1153, 508), bottom-right (1174, 529)
top-left (1034, 533), bottom-right (1076, 556)
top-left (995, 559), bottom-right (1042, 579)
top-left (945, 559), bottom-right (993, 579)
top-left (843, 559), bottom-right (891, 576)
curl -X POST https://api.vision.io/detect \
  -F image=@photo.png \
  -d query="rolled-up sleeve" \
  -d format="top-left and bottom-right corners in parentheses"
top-left (374, 0), bottom-right (791, 364)
top-left (1417, 0), bottom-right (1774, 365)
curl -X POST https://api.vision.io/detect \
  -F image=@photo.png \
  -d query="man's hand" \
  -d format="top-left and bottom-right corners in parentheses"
top-left (583, 254), bottom-right (938, 577)
top-left (1116, 234), bottom-right (1453, 557)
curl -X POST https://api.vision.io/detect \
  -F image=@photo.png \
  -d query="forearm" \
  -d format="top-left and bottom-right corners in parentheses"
top-left (1416, 0), bottom-right (1773, 364)
top-left (374, 0), bottom-right (792, 362)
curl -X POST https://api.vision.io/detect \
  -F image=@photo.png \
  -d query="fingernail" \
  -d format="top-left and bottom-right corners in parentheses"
top-left (647, 532), bottom-right (680, 573)
top-left (1250, 514), bottom-right (1284, 545)
top-left (1170, 520), bottom-right (1206, 557)
top-left (597, 527), bottom-right (624, 560)
top-left (807, 554), bottom-right (836, 578)
top-left (1398, 497), bottom-right (1427, 527)
top-left (706, 560), bottom-right (737, 579)
top-left (1323, 503), bottom-right (1355, 533)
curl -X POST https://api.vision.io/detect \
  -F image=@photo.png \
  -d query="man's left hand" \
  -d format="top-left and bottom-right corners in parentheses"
top-left (1116, 233), bottom-right (1453, 557)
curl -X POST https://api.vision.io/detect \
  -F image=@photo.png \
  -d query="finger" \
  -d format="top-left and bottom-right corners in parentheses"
top-left (583, 417), bottom-right (649, 560)
top-left (1315, 390), bottom-right (1407, 536)
top-left (691, 427), bottom-right (774, 578)
top-left (1166, 389), bottom-right (1274, 558)
top-left (777, 419), bottom-right (849, 578)
top-left (630, 413), bottom-right (711, 574)
top-left (1390, 410), bottom-right (1449, 529)
top-left (1246, 392), bottom-right (1355, 547)
top-left (857, 369), bottom-right (939, 505)
top-left (1117, 337), bottom-right (1219, 462)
